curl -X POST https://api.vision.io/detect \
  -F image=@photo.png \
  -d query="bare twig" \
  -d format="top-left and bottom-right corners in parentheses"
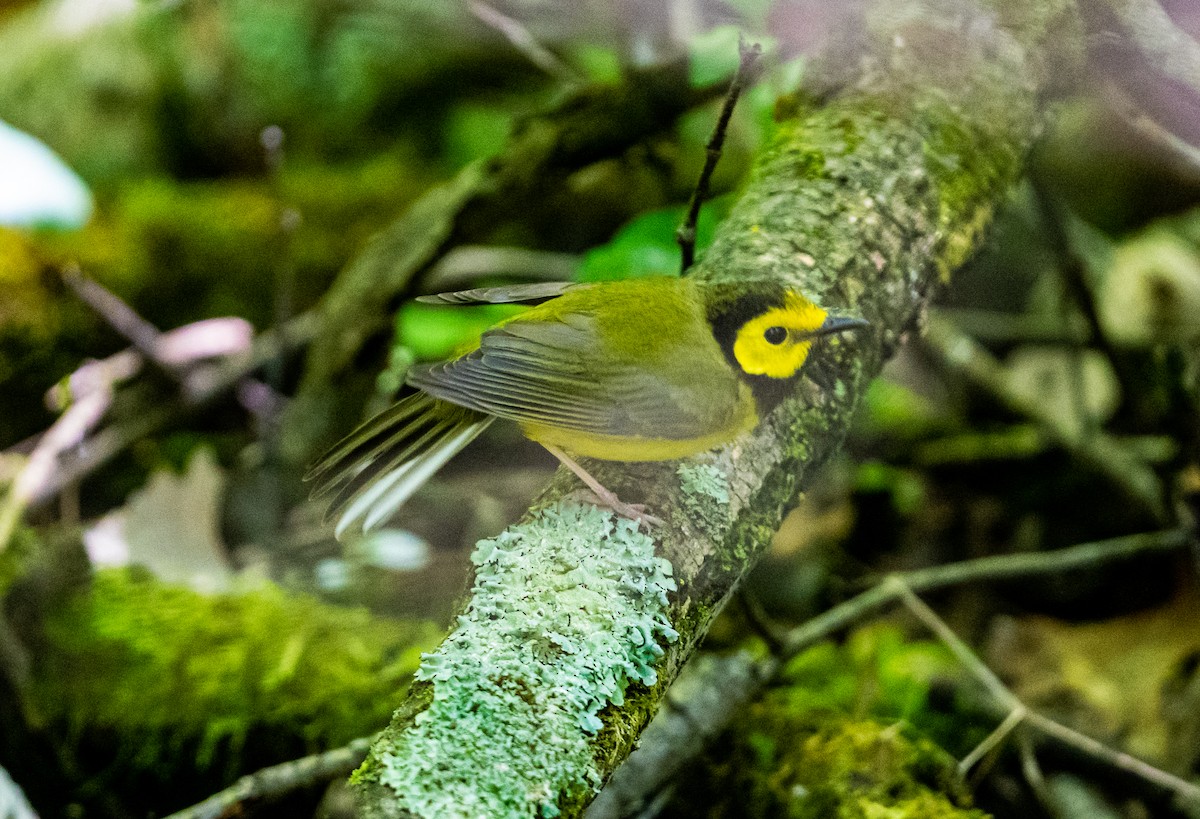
top-left (61, 267), bottom-right (180, 378)
top-left (0, 389), bottom-right (112, 553)
top-left (421, 246), bottom-right (580, 293)
top-left (39, 319), bottom-right (257, 414)
top-left (866, 528), bottom-right (1189, 594)
top-left (163, 734), bottom-right (375, 819)
top-left (891, 576), bottom-right (1200, 809)
top-left (1017, 730), bottom-right (1059, 816)
top-left (589, 528), bottom-right (1191, 818)
top-left (24, 312), bottom-right (319, 510)
top-left (676, 36), bottom-right (762, 274)
top-left (958, 704), bottom-right (1027, 777)
top-left (469, 0), bottom-right (582, 83)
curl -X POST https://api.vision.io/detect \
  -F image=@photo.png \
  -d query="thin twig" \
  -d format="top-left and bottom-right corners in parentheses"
top-left (784, 528), bottom-right (1190, 660)
top-left (890, 576), bottom-right (1200, 809)
top-left (590, 528), bottom-right (1191, 818)
top-left (0, 389), bottom-right (112, 553)
top-left (874, 528), bottom-right (1189, 595)
top-left (61, 267), bottom-right (180, 378)
top-left (677, 36), bottom-right (762, 274)
top-left (1017, 730), bottom-right (1060, 817)
top-left (887, 577), bottom-right (1011, 699)
top-left (469, 0), bottom-right (582, 84)
top-left (24, 312), bottom-right (319, 510)
top-left (163, 735), bottom-right (375, 819)
top-left (958, 704), bottom-right (1027, 777)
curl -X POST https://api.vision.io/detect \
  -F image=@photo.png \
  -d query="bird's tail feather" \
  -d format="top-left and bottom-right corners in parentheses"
top-left (306, 392), bottom-right (492, 537)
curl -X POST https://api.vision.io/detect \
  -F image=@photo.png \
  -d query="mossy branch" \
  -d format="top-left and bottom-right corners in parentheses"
top-left (351, 1), bottom-right (1084, 816)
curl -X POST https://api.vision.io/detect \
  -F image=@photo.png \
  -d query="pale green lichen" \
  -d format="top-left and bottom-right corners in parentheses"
top-left (676, 462), bottom-right (731, 537)
top-left (377, 502), bottom-right (678, 818)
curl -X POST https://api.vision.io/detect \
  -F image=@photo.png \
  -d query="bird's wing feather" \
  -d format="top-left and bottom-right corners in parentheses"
top-left (406, 312), bottom-right (731, 441)
top-left (305, 392), bottom-right (492, 536)
top-left (414, 282), bottom-right (585, 306)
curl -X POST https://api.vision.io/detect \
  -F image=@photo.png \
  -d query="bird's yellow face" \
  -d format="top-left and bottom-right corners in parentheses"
top-left (732, 291), bottom-right (829, 378)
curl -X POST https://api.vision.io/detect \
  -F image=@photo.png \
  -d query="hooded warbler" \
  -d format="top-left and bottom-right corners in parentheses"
top-left (308, 276), bottom-right (866, 535)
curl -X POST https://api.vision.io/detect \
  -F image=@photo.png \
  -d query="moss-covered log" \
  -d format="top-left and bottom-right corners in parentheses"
top-left (0, 551), bottom-right (441, 818)
top-left (350, 0), bottom-right (1085, 816)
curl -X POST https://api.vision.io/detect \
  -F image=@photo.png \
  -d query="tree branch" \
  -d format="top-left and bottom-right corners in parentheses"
top-left (163, 735), bottom-right (375, 819)
top-left (588, 527), bottom-right (1191, 818)
top-left (349, 0), bottom-right (1089, 816)
top-left (892, 577), bottom-right (1200, 808)
top-left (24, 312), bottom-right (318, 510)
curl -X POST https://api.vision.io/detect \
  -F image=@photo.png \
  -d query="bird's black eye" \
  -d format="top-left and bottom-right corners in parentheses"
top-left (764, 326), bottom-right (787, 345)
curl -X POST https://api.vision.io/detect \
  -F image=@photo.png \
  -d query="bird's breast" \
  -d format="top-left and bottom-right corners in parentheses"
top-left (521, 382), bottom-right (759, 462)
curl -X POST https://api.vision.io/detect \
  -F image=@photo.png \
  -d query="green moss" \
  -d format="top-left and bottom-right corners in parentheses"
top-left (672, 713), bottom-right (986, 819)
top-left (667, 628), bottom-right (986, 818)
top-left (33, 569), bottom-right (441, 770)
top-left (364, 502), bottom-right (678, 818)
top-left (35, 151), bottom-right (427, 331)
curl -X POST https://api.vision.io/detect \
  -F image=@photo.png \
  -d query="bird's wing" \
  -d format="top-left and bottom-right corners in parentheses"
top-left (414, 282), bottom-right (585, 306)
top-left (405, 311), bottom-right (731, 441)
top-left (306, 392), bottom-right (493, 536)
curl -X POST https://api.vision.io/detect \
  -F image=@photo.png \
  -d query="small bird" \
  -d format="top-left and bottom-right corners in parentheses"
top-left (308, 277), bottom-right (866, 536)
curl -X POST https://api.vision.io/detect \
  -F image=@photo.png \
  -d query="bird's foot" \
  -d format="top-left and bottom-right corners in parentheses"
top-left (578, 489), bottom-right (664, 528)
top-left (543, 443), bottom-right (664, 528)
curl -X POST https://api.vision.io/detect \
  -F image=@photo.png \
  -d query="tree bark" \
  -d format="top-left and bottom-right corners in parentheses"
top-left (350, 0), bottom-right (1084, 816)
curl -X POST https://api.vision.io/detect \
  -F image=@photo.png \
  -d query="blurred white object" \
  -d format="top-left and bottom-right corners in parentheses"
top-left (1099, 228), bottom-right (1200, 346)
top-left (83, 449), bottom-right (234, 593)
top-left (82, 512), bottom-right (129, 568)
top-left (314, 558), bottom-right (351, 592)
top-left (358, 530), bottom-right (431, 572)
top-left (0, 764), bottom-right (38, 819)
top-left (0, 120), bottom-right (92, 229)
top-left (49, 0), bottom-right (137, 36)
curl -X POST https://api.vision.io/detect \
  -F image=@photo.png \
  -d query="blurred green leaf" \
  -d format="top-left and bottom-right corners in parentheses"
top-left (568, 44), bottom-right (623, 84)
top-left (577, 197), bottom-right (732, 282)
top-left (856, 379), bottom-right (955, 443)
top-left (776, 624), bottom-right (958, 722)
top-left (395, 302), bottom-right (523, 360)
top-left (443, 103), bottom-right (515, 169)
top-left (855, 462), bottom-right (926, 517)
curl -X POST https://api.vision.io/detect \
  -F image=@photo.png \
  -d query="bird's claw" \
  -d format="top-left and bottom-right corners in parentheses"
top-left (576, 490), bottom-right (664, 528)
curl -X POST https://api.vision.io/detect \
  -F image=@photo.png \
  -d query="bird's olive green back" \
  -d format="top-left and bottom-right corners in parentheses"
top-left (407, 277), bottom-right (750, 442)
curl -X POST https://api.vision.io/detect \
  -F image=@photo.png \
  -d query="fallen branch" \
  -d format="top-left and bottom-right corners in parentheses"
top-left (891, 577), bottom-right (1200, 808)
top-left (23, 311), bottom-right (318, 510)
top-left (0, 390), bottom-right (111, 556)
top-left (469, 0), bottom-right (581, 83)
top-left (587, 527), bottom-right (1192, 818)
top-left (163, 735), bottom-right (375, 819)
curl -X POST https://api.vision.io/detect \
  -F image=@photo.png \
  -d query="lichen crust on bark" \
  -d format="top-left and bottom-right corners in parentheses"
top-left (353, 502), bottom-right (678, 818)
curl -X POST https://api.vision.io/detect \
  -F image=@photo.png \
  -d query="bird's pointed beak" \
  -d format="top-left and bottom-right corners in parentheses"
top-left (813, 314), bottom-right (870, 337)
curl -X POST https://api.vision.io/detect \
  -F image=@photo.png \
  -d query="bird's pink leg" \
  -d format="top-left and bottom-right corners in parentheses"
top-left (542, 444), bottom-right (663, 527)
